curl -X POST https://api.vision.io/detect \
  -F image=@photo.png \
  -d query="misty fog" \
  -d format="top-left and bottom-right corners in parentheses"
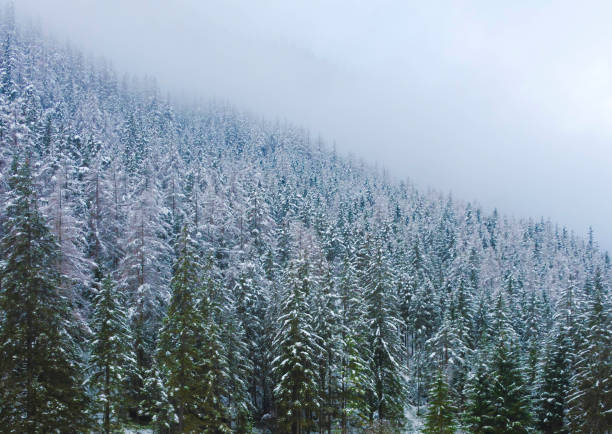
top-left (16, 0), bottom-right (612, 249)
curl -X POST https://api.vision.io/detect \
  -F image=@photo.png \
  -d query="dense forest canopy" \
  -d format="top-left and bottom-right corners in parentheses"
top-left (0, 4), bottom-right (610, 433)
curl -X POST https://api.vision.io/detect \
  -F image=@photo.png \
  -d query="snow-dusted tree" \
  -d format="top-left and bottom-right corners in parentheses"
top-left (536, 324), bottom-right (571, 433)
top-left (364, 242), bottom-right (405, 425)
top-left (157, 226), bottom-right (210, 431)
top-left (245, 178), bottom-right (273, 257)
top-left (533, 277), bottom-right (577, 433)
top-left (568, 271), bottom-right (612, 432)
top-left (425, 299), bottom-right (470, 405)
top-left (45, 144), bottom-right (91, 299)
top-left (89, 275), bottom-right (135, 433)
top-left (464, 354), bottom-right (495, 433)
top-left (272, 253), bottom-right (322, 433)
top-left (83, 154), bottom-right (121, 277)
top-left (233, 260), bottom-right (270, 417)
top-left (0, 4), bottom-right (16, 100)
top-left (337, 246), bottom-right (371, 432)
top-left (423, 368), bottom-right (456, 434)
top-left (139, 364), bottom-right (173, 432)
top-left (120, 163), bottom-right (171, 410)
top-left (221, 290), bottom-right (253, 433)
top-left (198, 254), bottom-right (232, 433)
top-left (0, 157), bottom-right (90, 431)
top-left (312, 257), bottom-right (341, 432)
top-left (487, 294), bottom-right (533, 432)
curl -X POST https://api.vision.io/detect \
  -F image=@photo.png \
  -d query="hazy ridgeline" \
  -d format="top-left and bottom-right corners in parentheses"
top-left (0, 5), bottom-right (610, 433)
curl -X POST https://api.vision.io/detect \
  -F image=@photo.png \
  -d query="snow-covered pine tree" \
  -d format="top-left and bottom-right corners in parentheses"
top-left (198, 253), bottom-right (232, 433)
top-left (139, 363), bottom-right (173, 432)
top-left (536, 324), bottom-right (571, 433)
top-left (221, 284), bottom-right (253, 433)
top-left (520, 287), bottom-right (543, 403)
top-left (272, 252), bottom-right (322, 434)
top-left (448, 277), bottom-right (474, 406)
top-left (534, 276), bottom-right (578, 433)
top-left (487, 294), bottom-right (533, 432)
top-left (567, 270), bottom-right (612, 432)
top-left (89, 275), bottom-right (136, 433)
top-left (425, 294), bottom-right (470, 408)
top-left (423, 368), bottom-right (457, 434)
top-left (233, 261), bottom-right (269, 419)
top-left (471, 283), bottom-right (492, 352)
top-left (464, 353), bottom-right (496, 433)
top-left (0, 156), bottom-right (90, 431)
top-left (83, 154), bottom-right (121, 278)
top-left (120, 163), bottom-right (171, 415)
top-left (156, 226), bottom-right (210, 432)
top-left (363, 240), bottom-right (405, 425)
top-left (404, 237), bottom-right (436, 411)
top-left (337, 245), bottom-right (371, 432)
top-left (157, 227), bottom-right (206, 432)
top-left (314, 257), bottom-right (341, 433)
top-left (45, 140), bottom-right (91, 299)
top-left (221, 289), bottom-right (253, 433)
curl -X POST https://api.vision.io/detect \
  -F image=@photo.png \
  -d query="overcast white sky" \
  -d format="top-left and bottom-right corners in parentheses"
top-left (16, 0), bottom-right (612, 250)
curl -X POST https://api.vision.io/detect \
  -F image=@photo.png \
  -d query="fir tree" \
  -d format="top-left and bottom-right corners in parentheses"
top-left (222, 288), bottom-right (253, 433)
top-left (89, 275), bottom-right (136, 433)
top-left (0, 157), bottom-right (90, 431)
top-left (272, 254), bottom-right (321, 434)
top-left (464, 356), bottom-right (496, 433)
top-left (314, 259), bottom-right (341, 433)
top-left (536, 325), bottom-right (571, 434)
top-left (488, 295), bottom-right (533, 433)
top-left (233, 261), bottom-right (268, 420)
top-left (567, 271), bottom-right (612, 432)
top-left (198, 254), bottom-right (232, 433)
top-left (337, 248), bottom-right (371, 432)
top-left (364, 243), bottom-right (405, 425)
top-left (139, 364), bottom-right (173, 431)
top-left (424, 368), bottom-right (456, 434)
top-left (157, 227), bottom-right (229, 432)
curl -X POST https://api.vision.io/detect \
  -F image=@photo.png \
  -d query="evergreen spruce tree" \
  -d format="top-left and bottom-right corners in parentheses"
top-left (550, 276), bottom-right (582, 420)
top-left (222, 290), bottom-right (253, 433)
top-left (364, 243), bottom-right (405, 425)
top-left (157, 227), bottom-right (230, 432)
top-left (488, 295), bottom-right (533, 433)
top-left (314, 259), bottom-right (341, 433)
top-left (464, 356), bottom-right (496, 433)
top-left (536, 325), bottom-right (571, 434)
top-left (272, 254), bottom-right (321, 434)
top-left (0, 157), bottom-right (90, 431)
top-left (425, 301), bottom-right (470, 402)
top-left (233, 261), bottom-right (267, 421)
top-left (448, 278), bottom-right (473, 407)
top-left (198, 254), bottom-right (232, 433)
top-left (424, 368), bottom-right (456, 434)
top-left (139, 364), bottom-right (173, 432)
top-left (567, 271), bottom-right (612, 432)
top-left (338, 249), bottom-right (371, 432)
top-left (89, 275), bottom-right (136, 433)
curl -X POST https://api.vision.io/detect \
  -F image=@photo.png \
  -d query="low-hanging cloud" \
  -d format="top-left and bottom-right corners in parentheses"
top-left (16, 0), bottom-right (612, 250)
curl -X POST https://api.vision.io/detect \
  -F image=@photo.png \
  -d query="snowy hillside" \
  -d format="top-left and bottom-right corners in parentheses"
top-left (0, 3), bottom-right (610, 432)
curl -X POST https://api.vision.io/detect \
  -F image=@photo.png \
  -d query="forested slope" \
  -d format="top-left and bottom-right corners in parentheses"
top-left (0, 5), bottom-right (610, 433)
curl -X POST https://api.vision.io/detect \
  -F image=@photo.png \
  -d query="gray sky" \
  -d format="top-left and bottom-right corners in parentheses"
top-left (16, 0), bottom-right (612, 250)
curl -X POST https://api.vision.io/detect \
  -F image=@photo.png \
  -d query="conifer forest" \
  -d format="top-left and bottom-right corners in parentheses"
top-left (0, 4), bottom-right (611, 433)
